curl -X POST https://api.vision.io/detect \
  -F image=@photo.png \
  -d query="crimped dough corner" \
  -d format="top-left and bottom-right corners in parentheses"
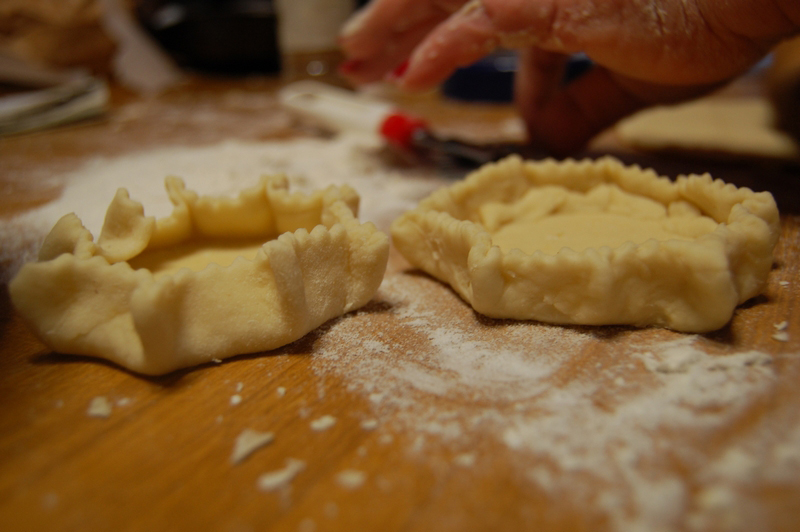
top-left (10, 176), bottom-right (389, 375)
top-left (391, 155), bottom-right (780, 332)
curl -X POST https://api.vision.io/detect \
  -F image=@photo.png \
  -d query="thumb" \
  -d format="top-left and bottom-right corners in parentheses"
top-left (515, 48), bottom-right (719, 154)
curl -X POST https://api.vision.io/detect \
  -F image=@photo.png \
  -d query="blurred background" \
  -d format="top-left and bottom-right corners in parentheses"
top-left (1, 0), bottom-right (799, 145)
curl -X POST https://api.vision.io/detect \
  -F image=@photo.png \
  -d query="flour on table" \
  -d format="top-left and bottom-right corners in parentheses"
top-left (311, 273), bottom-right (800, 532)
top-left (4, 132), bottom-right (797, 529)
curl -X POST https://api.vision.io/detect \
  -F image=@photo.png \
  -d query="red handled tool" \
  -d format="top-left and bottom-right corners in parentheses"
top-left (278, 80), bottom-right (525, 167)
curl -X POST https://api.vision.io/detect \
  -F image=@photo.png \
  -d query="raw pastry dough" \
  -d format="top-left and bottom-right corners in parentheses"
top-left (391, 156), bottom-right (779, 332)
top-left (615, 98), bottom-right (799, 159)
top-left (10, 176), bottom-right (389, 375)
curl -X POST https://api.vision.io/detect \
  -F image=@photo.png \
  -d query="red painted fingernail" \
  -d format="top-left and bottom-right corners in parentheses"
top-left (338, 59), bottom-right (363, 75)
top-left (390, 59), bottom-right (409, 78)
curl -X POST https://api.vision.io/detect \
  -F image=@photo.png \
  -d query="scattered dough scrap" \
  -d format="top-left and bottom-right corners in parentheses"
top-left (9, 176), bottom-right (389, 375)
top-left (86, 396), bottom-right (112, 418)
top-left (454, 453), bottom-right (477, 467)
top-left (360, 419), bottom-right (378, 430)
top-left (231, 429), bottom-right (275, 465)
top-left (256, 459), bottom-right (305, 491)
top-left (335, 469), bottom-right (367, 489)
top-left (772, 331), bottom-right (790, 342)
top-left (615, 97), bottom-right (799, 160)
top-left (391, 156), bottom-right (780, 332)
top-left (310, 415), bottom-right (337, 431)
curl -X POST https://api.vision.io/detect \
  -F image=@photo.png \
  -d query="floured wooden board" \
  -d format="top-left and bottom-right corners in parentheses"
top-left (4, 230), bottom-right (799, 531)
top-left (1, 81), bottom-right (799, 532)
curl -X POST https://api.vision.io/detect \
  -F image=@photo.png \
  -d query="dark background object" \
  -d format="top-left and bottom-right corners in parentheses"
top-left (137, 0), bottom-right (281, 74)
top-left (767, 37), bottom-right (800, 145)
top-left (442, 51), bottom-right (593, 103)
top-left (442, 50), bottom-right (517, 103)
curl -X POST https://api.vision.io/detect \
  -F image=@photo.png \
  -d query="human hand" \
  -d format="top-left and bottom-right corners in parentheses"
top-left (338, 0), bottom-right (800, 154)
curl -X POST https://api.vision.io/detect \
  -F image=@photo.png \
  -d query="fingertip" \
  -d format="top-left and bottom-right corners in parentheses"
top-left (338, 59), bottom-right (364, 76)
top-left (339, 4), bottom-right (371, 40)
top-left (392, 59), bottom-right (410, 78)
top-left (519, 67), bottom-right (648, 156)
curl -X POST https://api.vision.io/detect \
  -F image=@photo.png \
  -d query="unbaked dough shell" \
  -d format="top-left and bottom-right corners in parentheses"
top-left (10, 176), bottom-right (389, 375)
top-left (615, 98), bottom-right (799, 160)
top-left (390, 156), bottom-right (779, 332)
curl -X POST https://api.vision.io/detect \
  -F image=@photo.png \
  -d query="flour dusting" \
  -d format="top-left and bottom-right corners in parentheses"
top-left (311, 273), bottom-right (800, 532)
top-left (2, 134), bottom-right (798, 530)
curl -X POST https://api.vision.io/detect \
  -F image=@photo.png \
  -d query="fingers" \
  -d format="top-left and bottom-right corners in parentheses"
top-left (340, 20), bottom-right (448, 85)
top-left (398, 1), bottom-right (504, 90)
top-left (515, 48), bottom-right (718, 154)
top-left (513, 48), bottom-right (570, 130)
top-left (347, 0), bottom-right (779, 91)
top-left (392, 0), bottom-right (591, 91)
top-left (338, 0), bottom-right (469, 84)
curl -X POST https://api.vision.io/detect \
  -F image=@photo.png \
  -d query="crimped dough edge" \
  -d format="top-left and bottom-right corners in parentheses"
top-left (10, 176), bottom-right (389, 375)
top-left (390, 155), bottom-right (779, 332)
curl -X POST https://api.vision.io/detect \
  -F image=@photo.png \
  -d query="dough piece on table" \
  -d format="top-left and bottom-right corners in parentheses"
top-left (10, 176), bottom-right (389, 375)
top-left (391, 156), bottom-right (779, 332)
top-left (615, 98), bottom-right (799, 160)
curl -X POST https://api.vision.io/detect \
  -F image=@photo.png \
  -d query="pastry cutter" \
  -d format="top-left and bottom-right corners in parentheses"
top-left (278, 80), bottom-right (534, 167)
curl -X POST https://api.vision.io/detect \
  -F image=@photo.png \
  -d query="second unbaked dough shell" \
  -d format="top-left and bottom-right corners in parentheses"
top-left (390, 156), bottom-right (779, 332)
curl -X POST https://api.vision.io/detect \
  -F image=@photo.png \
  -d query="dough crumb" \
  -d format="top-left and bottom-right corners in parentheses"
top-left (231, 429), bottom-right (275, 465)
top-left (774, 321), bottom-right (788, 331)
top-left (772, 331), bottom-right (790, 342)
top-left (310, 415), bottom-right (337, 431)
top-left (527, 466), bottom-right (555, 492)
top-left (298, 518), bottom-right (316, 532)
top-left (230, 394), bottom-right (242, 406)
top-left (335, 469), bottom-right (367, 489)
top-left (256, 459), bottom-right (305, 491)
top-left (360, 419), bottom-right (378, 430)
top-left (779, 281), bottom-right (790, 287)
top-left (369, 392), bottom-right (384, 403)
top-left (235, 382), bottom-right (244, 393)
top-left (86, 396), bottom-right (112, 418)
top-left (276, 386), bottom-right (286, 397)
top-left (454, 453), bottom-right (477, 467)
top-left (116, 397), bottom-right (131, 407)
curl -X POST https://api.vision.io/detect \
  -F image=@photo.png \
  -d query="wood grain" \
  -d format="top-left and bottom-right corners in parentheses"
top-left (1, 77), bottom-right (799, 532)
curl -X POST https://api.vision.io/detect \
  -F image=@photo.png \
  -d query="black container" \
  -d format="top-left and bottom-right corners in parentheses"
top-left (137, 0), bottom-right (281, 74)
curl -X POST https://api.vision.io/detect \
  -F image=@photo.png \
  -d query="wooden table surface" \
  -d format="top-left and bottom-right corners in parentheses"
top-left (1, 76), bottom-right (799, 532)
